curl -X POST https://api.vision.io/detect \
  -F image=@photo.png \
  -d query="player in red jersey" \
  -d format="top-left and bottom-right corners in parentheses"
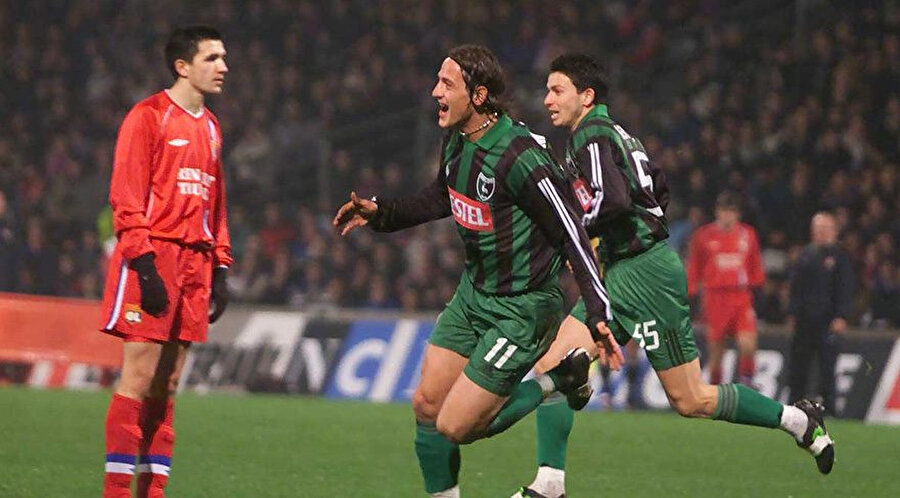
top-left (99, 26), bottom-right (232, 498)
top-left (686, 191), bottom-right (764, 386)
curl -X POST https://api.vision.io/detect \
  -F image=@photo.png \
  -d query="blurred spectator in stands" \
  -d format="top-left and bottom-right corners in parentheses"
top-left (668, 205), bottom-right (705, 255)
top-left (866, 260), bottom-right (900, 329)
top-left (19, 216), bottom-right (58, 296)
top-left (762, 230), bottom-right (790, 280)
top-left (0, 0), bottom-right (896, 318)
top-left (55, 252), bottom-right (81, 297)
top-left (258, 202), bottom-right (293, 259)
top-left (784, 165), bottom-right (818, 244)
top-left (364, 275), bottom-right (400, 309)
top-left (0, 191), bottom-right (19, 291)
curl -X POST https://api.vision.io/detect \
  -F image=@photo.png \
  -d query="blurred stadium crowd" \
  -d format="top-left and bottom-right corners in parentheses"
top-left (0, 0), bottom-right (897, 328)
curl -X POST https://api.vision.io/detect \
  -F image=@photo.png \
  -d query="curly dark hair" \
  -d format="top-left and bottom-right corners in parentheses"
top-left (448, 44), bottom-right (507, 115)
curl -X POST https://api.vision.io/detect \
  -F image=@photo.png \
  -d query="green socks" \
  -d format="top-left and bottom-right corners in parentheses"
top-left (713, 383), bottom-right (781, 428)
top-left (484, 379), bottom-right (545, 437)
top-left (536, 393), bottom-right (574, 469)
top-left (415, 421), bottom-right (460, 494)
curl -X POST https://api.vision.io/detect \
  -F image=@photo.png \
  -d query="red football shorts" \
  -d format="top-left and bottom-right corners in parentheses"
top-left (701, 288), bottom-right (757, 342)
top-left (100, 239), bottom-right (212, 343)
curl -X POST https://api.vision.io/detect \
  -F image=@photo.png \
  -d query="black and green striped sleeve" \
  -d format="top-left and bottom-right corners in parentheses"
top-left (572, 133), bottom-right (630, 228)
top-left (507, 148), bottom-right (613, 332)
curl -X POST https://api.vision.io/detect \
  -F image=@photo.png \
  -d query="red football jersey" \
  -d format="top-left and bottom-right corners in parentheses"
top-left (686, 221), bottom-right (763, 295)
top-left (110, 91), bottom-right (232, 267)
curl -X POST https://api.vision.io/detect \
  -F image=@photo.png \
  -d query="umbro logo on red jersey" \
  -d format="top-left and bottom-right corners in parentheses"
top-left (167, 138), bottom-right (190, 147)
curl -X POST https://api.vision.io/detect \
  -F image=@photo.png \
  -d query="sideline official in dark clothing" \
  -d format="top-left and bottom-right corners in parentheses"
top-left (787, 212), bottom-right (854, 415)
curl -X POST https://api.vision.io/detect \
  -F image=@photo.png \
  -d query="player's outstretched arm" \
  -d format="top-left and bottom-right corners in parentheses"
top-left (333, 191), bottom-right (378, 236)
top-left (334, 161), bottom-right (453, 235)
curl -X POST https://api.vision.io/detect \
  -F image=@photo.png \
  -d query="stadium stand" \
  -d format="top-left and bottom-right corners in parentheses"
top-left (0, 0), bottom-right (897, 328)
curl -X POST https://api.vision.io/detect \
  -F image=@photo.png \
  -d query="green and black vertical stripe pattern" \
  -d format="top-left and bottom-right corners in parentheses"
top-left (442, 115), bottom-right (564, 295)
top-left (566, 105), bottom-right (669, 263)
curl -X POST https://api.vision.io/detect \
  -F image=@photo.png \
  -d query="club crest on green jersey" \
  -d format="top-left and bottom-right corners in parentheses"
top-left (476, 172), bottom-right (496, 201)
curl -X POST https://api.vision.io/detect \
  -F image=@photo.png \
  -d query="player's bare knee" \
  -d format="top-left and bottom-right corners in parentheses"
top-left (148, 372), bottom-right (181, 399)
top-left (672, 386), bottom-right (718, 418)
top-left (435, 417), bottom-right (474, 445)
top-left (118, 366), bottom-right (155, 398)
top-left (412, 389), bottom-right (442, 422)
top-left (670, 394), bottom-right (707, 418)
top-left (671, 399), bottom-right (701, 418)
top-left (167, 372), bottom-right (181, 395)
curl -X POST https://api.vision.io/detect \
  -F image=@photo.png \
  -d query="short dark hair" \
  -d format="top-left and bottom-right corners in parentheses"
top-left (549, 53), bottom-right (609, 105)
top-left (716, 190), bottom-right (742, 210)
top-left (165, 25), bottom-right (223, 79)
top-left (448, 44), bottom-right (507, 115)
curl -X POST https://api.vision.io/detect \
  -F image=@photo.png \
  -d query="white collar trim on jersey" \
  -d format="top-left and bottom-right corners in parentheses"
top-left (164, 90), bottom-right (206, 119)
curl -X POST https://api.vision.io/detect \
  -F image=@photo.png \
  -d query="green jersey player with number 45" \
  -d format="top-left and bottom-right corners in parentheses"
top-left (512, 53), bottom-right (835, 498)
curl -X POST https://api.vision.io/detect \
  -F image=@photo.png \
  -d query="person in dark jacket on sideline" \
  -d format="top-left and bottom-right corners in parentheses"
top-left (787, 212), bottom-right (854, 415)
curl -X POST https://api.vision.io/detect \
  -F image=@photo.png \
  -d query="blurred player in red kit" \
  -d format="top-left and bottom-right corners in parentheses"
top-left (687, 191), bottom-right (764, 386)
top-left (98, 26), bottom-right (232, 497)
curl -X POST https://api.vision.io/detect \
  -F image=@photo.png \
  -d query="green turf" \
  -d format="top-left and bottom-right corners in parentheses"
top-left (2, 387), bottom-right (899, 497)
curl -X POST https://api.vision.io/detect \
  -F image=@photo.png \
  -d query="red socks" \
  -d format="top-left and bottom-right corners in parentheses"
top-left (104, 394), bottom-right (142, 498)
top-left (104, 395), bottom-right (175, 498)
top-left (137, 398), bottom-right (175, 498)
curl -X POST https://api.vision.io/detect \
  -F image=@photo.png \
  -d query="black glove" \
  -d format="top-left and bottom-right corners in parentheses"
top-left (209, 267), bottom-right (229, 324)
top-left (131, 253), bottom-right (168, 317)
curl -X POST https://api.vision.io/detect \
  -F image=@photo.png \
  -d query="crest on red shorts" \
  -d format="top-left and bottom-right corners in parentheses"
top-left (124, 304), bottom-right (143, 324)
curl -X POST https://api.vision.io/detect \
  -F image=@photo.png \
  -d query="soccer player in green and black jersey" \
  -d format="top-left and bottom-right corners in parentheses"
top-left (512, 54), bottom-right (835, 498)
top-left (333, 45), bottom-right (623, 498)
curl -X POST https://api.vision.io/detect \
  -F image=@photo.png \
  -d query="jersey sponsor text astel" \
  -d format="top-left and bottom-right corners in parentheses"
top-left (448, 187), bottom-right (493, 231)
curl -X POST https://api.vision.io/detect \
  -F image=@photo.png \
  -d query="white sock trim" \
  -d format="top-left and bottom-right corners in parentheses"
top-left (780, 405), bottom-right (808, 441)
top-left (136, 463), bottom-right (171, 476)
top-left (529, 466), bottom-right (565, 497)
top-left (536, 465), bottom-right (565, 481)
top-left (104, 462), bottom-right (135, 475)
top-left (536, 374), bottom-right (556, 396)
top-left (431, 484), bottom-right (460, 497)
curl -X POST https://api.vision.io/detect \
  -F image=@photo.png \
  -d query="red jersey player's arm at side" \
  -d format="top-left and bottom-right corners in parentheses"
top-left (212, 156), bottom-right (233, 268)
top-left (685, 225), bottom-right (706, 297)
top-left (110, 105), bottom-right (158, 262)
top-left (746, 226), bottom-right (765, 288)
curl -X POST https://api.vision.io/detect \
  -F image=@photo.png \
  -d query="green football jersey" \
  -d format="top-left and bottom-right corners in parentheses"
top-left (371, 113), bottom-right (612, 323)
top-left (565, 104), bottom-right (669, 263)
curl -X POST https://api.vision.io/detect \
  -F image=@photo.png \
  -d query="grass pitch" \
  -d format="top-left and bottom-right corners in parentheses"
top-left (2, 387), bottom-right (898, 497)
